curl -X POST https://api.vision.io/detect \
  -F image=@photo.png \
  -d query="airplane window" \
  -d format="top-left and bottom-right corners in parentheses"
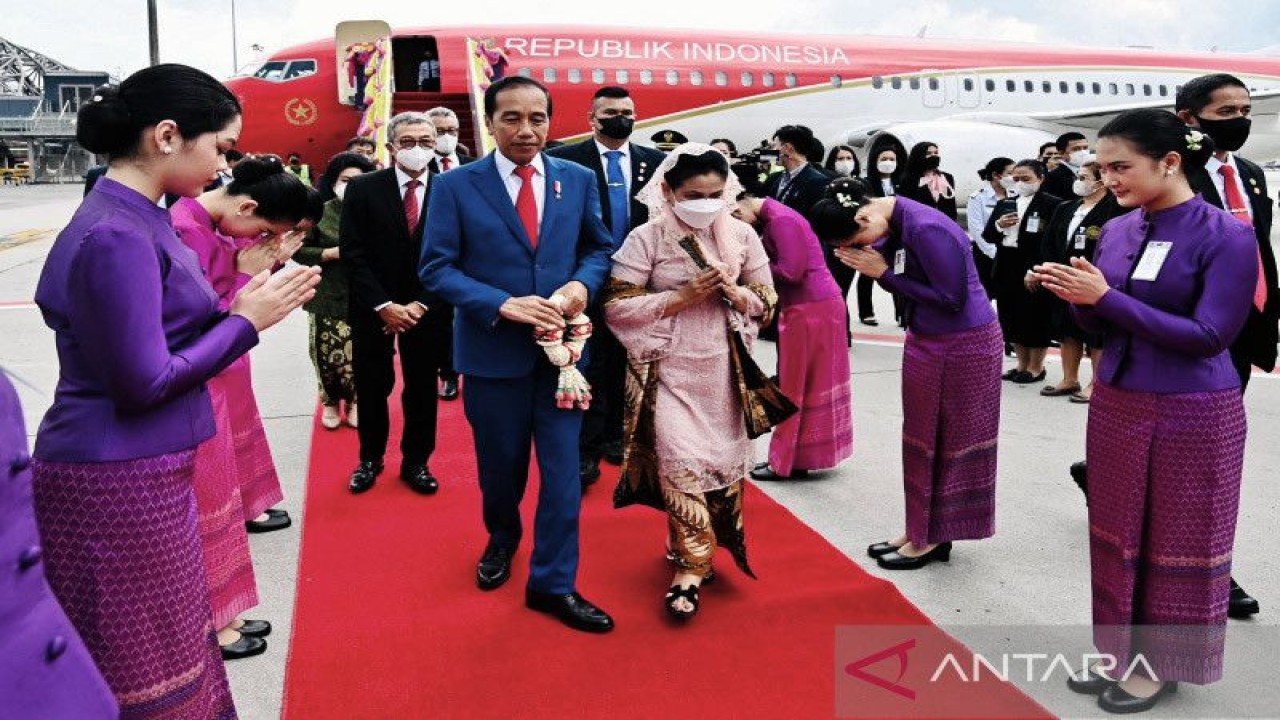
top-left (784, 73), bottom-right (797, 87)
top-left (909, 77), bottom-right (920, 90)
top-left (1076, 82), bottom-right (1086, 94)
top-left (963, 78), bottom-right (974, 92)
top-left (830, 75), bottom-right (841, 88)
top-left (666, 69), bottom-right (679, 86)
top-left (1143, 83), bottom-right (1152, 96)
top-left (1024, 80), bottom-right (1034, 93)
top-left (640, 69), bottom-right (654, 85)
top-left (985, 79), bottom-right (995, 92)
top-left (517, 67), bottom-right (532, 78)
top-left (1175, 84), bottom-right (1183, 94)
top-left (1059, 81), bottom-right (1069, 93)
top-left (1125, 83), bottom-right (1134, 95)
top-left (715, 71), bottom-right (728, 87)
top-left (891, 77), bottom-right (903, 90)
top-left (1006, 79), bottom-right (1016, 92)
top-left (568, 68), bottom-right (582, 84)
top-left (872, 76), bottom-right (884, 89)
top-left (741, 72), bottom-right (754, 87)
top-left (1042, 80), bottom-right (1052, 93)
top-left (762, 72), bottom-right (775, 87)
top-left (616, 69), bottom-right (630, 84)
top-left (927, 77), bottom-right (939, 91)
top-left (1158, 84), bottom-right (1168, 96)
top-left (1092, 82), bottom-right (1101, 94)
top-left (690, 70), bottom-right (704, 86)
top-left (253, 61), bottom-right (287, 80)
top-left (543, 67), bottom-right (558, 83)
top-left (592, 69), bottom-right (605, 83)
top-left (283, 60), bottom-right (317, 80)
top-left (1108, 82), bottom-right (1118, 95)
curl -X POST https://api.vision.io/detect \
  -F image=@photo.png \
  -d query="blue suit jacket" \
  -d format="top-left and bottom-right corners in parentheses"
top-left (421, 153), bottom-right (614, 378)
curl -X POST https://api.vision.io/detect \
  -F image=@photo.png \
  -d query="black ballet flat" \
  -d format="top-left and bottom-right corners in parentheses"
top-left (220, 634), bottom-right (267, 660)
top-left (1097, 681), bottom-right (1177, 714)
top-left (866, 541), bottom-right (903, 559)
top-left (1066, 666), bottom-right (1113, 695)
top-left (236, 619), bottom-right (271, 638)
top-left (665, 584), bottom-right (700, 621)
top-left (876, 542), bottom-right (952, 570)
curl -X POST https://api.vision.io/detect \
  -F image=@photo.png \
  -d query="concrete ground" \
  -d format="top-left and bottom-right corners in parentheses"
top-left (2, 183), bottom-right (1276, 719)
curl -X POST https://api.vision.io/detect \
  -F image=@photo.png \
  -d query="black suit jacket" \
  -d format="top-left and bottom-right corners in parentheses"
top-left (546, 139), bottom-right (666, 237)
top-left (1041, 193), bottom-right (1128, 265)
top-left (340, 168), bottom-right (439, 317)
top-left (1190, 157), bottom-right (1280, 371)
top-left (1041, 164), bottom-right (1077, 203)
top-left (763, 163), bottom-right (830, 219)
top-left (427, 152), bottom-right (475, 175)
top-left (899, 171), bottom-right (959, 221)
top-left (984, 191), bottom-right (1064, 282)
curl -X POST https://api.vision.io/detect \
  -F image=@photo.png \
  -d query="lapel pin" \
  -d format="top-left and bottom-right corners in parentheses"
top-left (553, 180), bottom-right (562, 200)
top-left (1249, 178), bottom-right (1258, 186)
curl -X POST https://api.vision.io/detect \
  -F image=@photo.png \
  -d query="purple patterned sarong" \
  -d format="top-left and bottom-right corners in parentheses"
top-left (32, 451), bottom-right (237, 719)
top-left (901, 320), bottom-right (1003, 547)
top-left (1087, 382), bottom-right (1245, 685)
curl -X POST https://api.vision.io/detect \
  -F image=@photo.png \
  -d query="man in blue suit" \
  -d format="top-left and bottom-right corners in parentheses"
top-left (421, 76), bottom-right (615, 633)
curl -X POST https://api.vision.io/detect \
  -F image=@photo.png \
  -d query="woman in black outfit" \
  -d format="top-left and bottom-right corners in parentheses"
top-left (899, 141), bottom-right (958, 221)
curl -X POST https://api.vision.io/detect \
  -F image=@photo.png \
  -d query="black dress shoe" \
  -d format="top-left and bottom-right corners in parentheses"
top-left (1012, 370), bottom-right (1047, 384)
top-left (1001, 368), bottom-right (1022, 381)
top-left (749, 464), bottom-right (808, 481)
top-left (401, 464), bottom-right (439, 495)
top-left (1066, 666), bottom-right (1113, 695)
top-left (580, 457), bottom-right (601, 488)
top-left (220, 634), bottom-right (268, 660)
top-left (476, 544), bottom-right (513, 590)
top-left (602, 440), bottom-right (625, 466)
top-left (525, 589), bottom-right (614, 633)
top-left (348, 461), bottom-right (383, 494)
top-left (877, 542), bottom-right (952, 570)
top-left (237, 619), bottom-right (271, 638)
top-left (867, 541), bottom-right (903, 559)
top-left (1229, 578), bottom-right (1260, 619)
top-left (1097, 681), bottom-right (1177, 714)
top-left (1069, 461), bottom-right (1088, 497)
top-left (859, 316), bottom-right (879, 327)
top-left (245, 510), bottom-right (291, 533)
top-left (439, 379), bottom-right (459, 400)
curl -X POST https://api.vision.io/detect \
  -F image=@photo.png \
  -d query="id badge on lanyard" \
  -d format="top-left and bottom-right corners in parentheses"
top-left (893, 248), bottom-right (906, 275)
top-left (1131, 241), bottom-right (1172, 282)
top-left (1073, 228), bottom-right (1088, 250)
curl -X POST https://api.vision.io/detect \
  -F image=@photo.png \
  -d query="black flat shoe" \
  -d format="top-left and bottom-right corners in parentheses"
top-left (749, 464), bottom-right (808, 481)
top-left (525, 590), bottom-right (614, 633)
top-left (876, 542), bottom-right (952, 570)
top-left (220, 634), bottom-right (267, 660)
top-left (476, 543), bottom-right (513, 590)
top-left (867, 541), bottom-right (903, 559)
top-left (439, 379), bottom-right (459, 401)
top-left (401, 464), bottom-right (438, 495)
top-left (1069, 461), bottom-right (1088, 498)
top-left (1012, 370), bottom-right (1047, 384)
top-left (1097, 681), bottom-right (1177, 714)
top-left (1001, 368), bottom-right (1023, 381)
top-left (245, 511), bottom-right (291, 533)
top-left (665, 584), bottom-right (700, 622)
top-left (348, 460), bottom-right (382, 494)
top-left (236, 619), bottom-right (271, 638)
top-left (859, 316), bottom-right (879, 327)
top-left (1229, 578), bottom-right (1260, 619)
top-left (264, 508), bottom-right (288, 518)
top-left (1066, 666), bottom-right (1113, 695)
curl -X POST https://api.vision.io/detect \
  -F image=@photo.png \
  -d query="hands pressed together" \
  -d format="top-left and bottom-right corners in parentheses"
top-left (236, 230), bottom-right (306, 277)
top-left (834, 246), bottom-right (889, 279)
top-left (664, 267), bottom-right (750, 317)
top-left (231, 265), bottom-right (322, 332)
top-left (1032, 257), bottom-right (1110, 306)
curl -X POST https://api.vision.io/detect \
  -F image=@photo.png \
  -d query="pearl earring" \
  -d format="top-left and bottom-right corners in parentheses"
top-left (162, 146), bottom-right (173, 155)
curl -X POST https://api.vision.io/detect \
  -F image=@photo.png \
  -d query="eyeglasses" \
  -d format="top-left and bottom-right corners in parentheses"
top-left (396, 137), bottom-right (436, 149)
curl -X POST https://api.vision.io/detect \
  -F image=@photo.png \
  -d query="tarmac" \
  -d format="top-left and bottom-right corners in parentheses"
top-left (1, 183), bottom-right (1277, 719)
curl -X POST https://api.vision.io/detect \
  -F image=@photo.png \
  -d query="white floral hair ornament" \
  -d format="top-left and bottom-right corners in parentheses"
top-left (1185, 129), bottom-right (1205, 152)
top-left (836, 192), bottom-right (858, 209)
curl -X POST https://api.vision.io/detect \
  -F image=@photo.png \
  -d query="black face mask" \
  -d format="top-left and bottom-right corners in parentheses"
top-left (923, 155), bottom-right (942, 170)
top-left (597, 115), bottom-right (634, 141)
top-left (1195, 115), bottom-right (1251, 153)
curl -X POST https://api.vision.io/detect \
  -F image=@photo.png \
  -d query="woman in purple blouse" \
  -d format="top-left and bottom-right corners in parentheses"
top-left (815, 178), bottom-right (1003, 571)
top-left (1036, 109), bottom-right (1255, 715)
top-left (31, 64), bottom-right (319, 719)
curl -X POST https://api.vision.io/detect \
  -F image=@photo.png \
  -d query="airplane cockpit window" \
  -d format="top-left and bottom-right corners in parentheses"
top-left (283, 60), bottom-right (317, 80)
top-left (253, 61), bottom-right (288, 81)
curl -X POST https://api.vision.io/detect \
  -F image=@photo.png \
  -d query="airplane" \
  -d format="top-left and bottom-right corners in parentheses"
top-left (223, 24), bottom-right (1280, 198)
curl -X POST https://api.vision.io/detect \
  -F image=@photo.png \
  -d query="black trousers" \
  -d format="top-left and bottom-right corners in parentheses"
top-left (351, 310), bottom-right (449, 467)
top-left (579, 309), bottom-right (627, 460)
top-left (437, 303), bottom-right (459, 383)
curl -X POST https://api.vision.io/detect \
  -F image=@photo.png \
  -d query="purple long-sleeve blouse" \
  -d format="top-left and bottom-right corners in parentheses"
top-left (758, 198), bottom-right (842, 307)
top-left (33, 178), bottom-right (259, 462)
top-left (1071, 195), bottom-right (1255, 393)
top-left (873, 197), bottom-right (996, 335)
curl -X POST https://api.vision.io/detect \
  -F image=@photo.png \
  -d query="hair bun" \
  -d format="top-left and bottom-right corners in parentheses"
top-left (230, 155), bottom-right (285, 186)
top-left (76, 84), bottom-right (136, 155)
top-left (823, 176), bottom-right (870, 201)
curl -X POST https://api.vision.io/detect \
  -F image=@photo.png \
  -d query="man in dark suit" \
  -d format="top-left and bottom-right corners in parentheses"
top-left (763, 124), bottom-right (831, 220)
top-left (1178, 72), bottom-right (1278, 620)
top-left (341, 111), bottom-right (449, 496)
top-left (546, 86), bottom-right (666, 487)
top-left (1040, 131), bottom-right (1091, 200)
top-left (422, 76), bottom-right (615, 633)
top-left (424, 106), bottom-right (475, 401)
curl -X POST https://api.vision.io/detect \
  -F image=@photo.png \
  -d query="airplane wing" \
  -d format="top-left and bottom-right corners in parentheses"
top-left (1025, 88), bottom-right (1280, 128)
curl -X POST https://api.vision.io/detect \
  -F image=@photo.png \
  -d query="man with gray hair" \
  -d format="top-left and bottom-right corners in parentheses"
top-left (426, 106), bottom-right (475, 175)
top-left (341, 111), bottom-right (450, 495)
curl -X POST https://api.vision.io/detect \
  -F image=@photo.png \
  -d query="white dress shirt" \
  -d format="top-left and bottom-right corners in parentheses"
top-left (594, 139), bottom-right (631, 189)
top-left (434, 152), bottom-right (462, 172)
top-left (494, 150), bottom-right (546, 223)
top-left (374, 167), bottom-right (429, 312)
top-left (966, 182), bottom-right (1006, 258)
top-left (1205, 154), bottom-right (1253, 222)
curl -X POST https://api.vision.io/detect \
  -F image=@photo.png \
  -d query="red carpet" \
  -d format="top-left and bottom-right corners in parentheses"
top-left (282, 390), bottom-right (1050, 719)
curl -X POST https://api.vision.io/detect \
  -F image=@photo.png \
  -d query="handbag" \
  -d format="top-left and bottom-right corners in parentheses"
top-left (676, 235), bottom-right (797, 439)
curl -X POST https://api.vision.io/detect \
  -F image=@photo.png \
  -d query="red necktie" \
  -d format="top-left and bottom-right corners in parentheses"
top-left (403, 178), bottom-right (421, 231)
top-left (442, 157), bottom-right (452, 171)
top-left (1218, 164), bottom-right (1267, 312)
top-left (515, 165), bottom-right (538, 249)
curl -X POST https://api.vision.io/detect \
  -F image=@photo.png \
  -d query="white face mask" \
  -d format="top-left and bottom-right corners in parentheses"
top-left (1012, 180), bottom-right (1040, 198)
top-left (1068, 149), bottom-right (1091, 167)
top-left (396, 145), bottom-right (432, 173)
top-left (877, 160), bottom-right (897, 175)
top-left (334, 182), bottom-right (348, 201)
top-left (998, 176), bottom-right (1016, 191)
top-left (1072, 179), bottom-right (1098, 197)
top-left (834, 160), bottom-right (856, 176)
top-left (434, 134), bottom-right (457, 156)
top-left (672, 198), bottom-right (727, 229)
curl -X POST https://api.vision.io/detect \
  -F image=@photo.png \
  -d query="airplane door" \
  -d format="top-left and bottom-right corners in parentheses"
top-left (336, 20), bottom-right (392, 106)
top-left (957, 74), bottom-right (981, 108)
top-left (922, 72), bottom-right (945, 108)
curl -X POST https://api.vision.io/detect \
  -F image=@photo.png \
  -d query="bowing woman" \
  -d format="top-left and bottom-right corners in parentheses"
top-left (604, 145), bottom-right (775, 620)
top-left (30, 64), bottom-right (319, 718)
top-left (1035, 110), bottom-right (1255, 715)
top-left (816, 178), bottom-right (1002, 570)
